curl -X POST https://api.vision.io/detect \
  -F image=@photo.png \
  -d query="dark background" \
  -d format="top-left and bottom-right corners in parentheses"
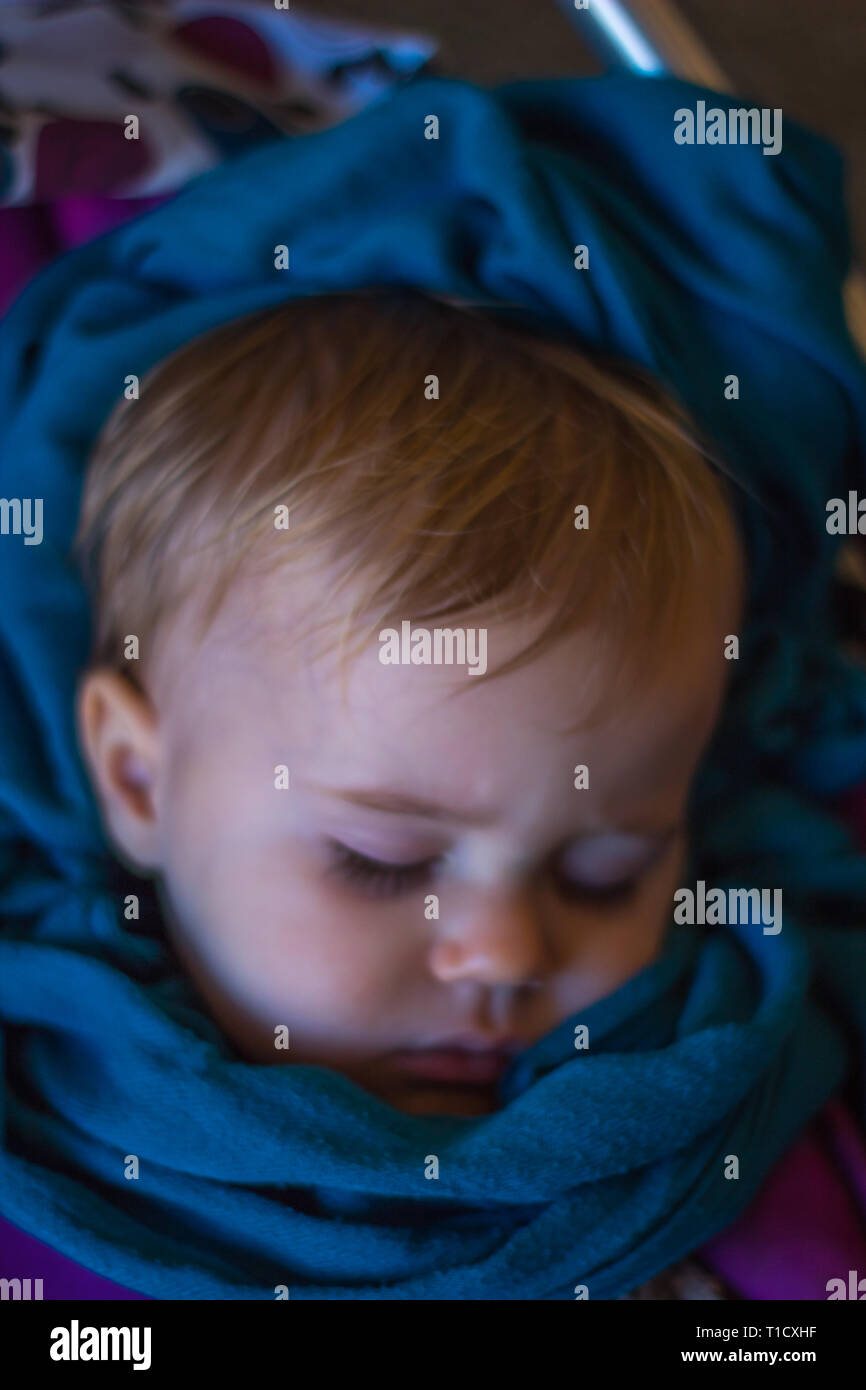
top-left (321, 0), bottom-right (866, 264)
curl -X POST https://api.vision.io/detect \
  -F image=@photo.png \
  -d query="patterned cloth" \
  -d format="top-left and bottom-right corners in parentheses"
top-left (0, 0), bottom-right (437, 203)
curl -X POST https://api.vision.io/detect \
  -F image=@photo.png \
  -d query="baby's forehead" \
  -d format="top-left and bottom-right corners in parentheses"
top-left (151, 554), bottom-right (734, 803)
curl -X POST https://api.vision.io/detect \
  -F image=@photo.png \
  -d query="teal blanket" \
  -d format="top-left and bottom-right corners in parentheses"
top-left (2, 73), bottom-right (866, 1299)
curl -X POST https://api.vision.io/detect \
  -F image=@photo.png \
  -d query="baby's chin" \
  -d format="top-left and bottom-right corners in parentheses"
top-left (380, 1080), bottom-right (503, 1118)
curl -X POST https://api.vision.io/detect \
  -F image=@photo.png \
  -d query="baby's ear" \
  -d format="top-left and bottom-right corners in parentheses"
top-left (75, 668), bottom-right (163, 873)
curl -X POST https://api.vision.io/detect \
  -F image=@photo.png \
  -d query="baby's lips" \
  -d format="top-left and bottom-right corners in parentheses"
top-left (390, 1047), bottom-right (516, 1085)
top-left (390, 1034), bottom-right (527, 1085)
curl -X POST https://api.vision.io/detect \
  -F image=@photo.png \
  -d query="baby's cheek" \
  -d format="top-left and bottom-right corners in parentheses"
top-left (157, 837), bottom-right (413, 1059)
top-left (610, 835), bottom-right (688, 977)
top-left (561, 834), bottom-right (686, 999)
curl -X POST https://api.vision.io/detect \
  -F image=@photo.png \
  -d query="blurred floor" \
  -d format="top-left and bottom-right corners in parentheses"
top-left (320, 0), bottom-right (866, 262)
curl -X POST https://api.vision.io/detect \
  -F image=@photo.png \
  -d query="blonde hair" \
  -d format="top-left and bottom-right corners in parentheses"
top-left (74, 288), bottom-right (743, 704)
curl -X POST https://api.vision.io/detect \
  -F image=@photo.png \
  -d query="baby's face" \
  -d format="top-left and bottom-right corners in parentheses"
top-left (78, 562), bottom-right (739, 1118)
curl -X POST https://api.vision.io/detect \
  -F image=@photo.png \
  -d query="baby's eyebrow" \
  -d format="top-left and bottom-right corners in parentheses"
top-left (307, 782), bottom-right (681, 840)
top-left (309, 784), bottom-right (493, 824)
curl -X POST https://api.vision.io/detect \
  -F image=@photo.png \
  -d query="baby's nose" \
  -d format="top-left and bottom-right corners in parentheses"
top-left (427, 885), bottom-right (554, 988)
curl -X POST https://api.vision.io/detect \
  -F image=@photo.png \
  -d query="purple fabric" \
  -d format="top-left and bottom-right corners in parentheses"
top-left (698, 1096), bottom-right (866, 1299)
top-left (0, 195), bottom-right (173, 319)
top-left (0, 1216), bottom-right (150, 1299)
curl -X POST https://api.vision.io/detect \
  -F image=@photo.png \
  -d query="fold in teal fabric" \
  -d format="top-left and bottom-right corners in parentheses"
top-left (2, 73), bottom-right (866, 1299)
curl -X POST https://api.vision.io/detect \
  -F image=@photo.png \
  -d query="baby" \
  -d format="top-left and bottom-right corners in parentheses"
top-left (73, 287), bottom-right (743, 1120)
